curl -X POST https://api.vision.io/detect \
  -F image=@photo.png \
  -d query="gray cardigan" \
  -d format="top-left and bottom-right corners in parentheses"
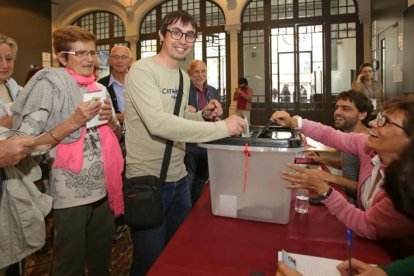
top-left (0, 127), bottom-right (53, 269)
top-left (12, 67), bottom-right (83, 143)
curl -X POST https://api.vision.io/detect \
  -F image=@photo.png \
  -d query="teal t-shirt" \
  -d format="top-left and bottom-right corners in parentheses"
top-left (380, 255), bottom-right (414, 275)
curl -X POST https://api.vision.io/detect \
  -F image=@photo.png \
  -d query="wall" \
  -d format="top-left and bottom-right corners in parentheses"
top-left (372, 0), bottom-right (406, 32)
top-left (403, 4), bottom-right (414, 93)
top-left (372, 0), bottom-right (407, 98)
top-left (0, 0), bottom-right (52, 85)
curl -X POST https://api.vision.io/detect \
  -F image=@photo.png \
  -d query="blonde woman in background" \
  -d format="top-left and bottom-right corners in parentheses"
top-left (0, 33), bottom-right (21, 128)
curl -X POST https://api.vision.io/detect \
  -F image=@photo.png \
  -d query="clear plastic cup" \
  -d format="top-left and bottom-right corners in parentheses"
top-left (295, 189), bottom-right (310, 214)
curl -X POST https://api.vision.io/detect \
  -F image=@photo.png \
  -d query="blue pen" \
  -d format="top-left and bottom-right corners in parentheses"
top-left (346, 228), bottom-right (352, 276)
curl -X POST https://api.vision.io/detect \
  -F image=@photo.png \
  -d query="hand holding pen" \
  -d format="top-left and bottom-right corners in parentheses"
top-left (337, 258), bottom-right (387, 276)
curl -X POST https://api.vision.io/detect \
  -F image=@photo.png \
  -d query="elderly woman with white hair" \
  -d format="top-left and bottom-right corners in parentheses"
top-left (12, 25), bottom-right (123, 276)
top-left (0, 33), bottom-right (21, 128)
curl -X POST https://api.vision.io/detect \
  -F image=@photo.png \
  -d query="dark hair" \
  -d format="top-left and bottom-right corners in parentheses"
top-left (238, 77), bottom-right (248, 86)
top-left (52, 25), bottom-right (96, 54)
top-left (159, 10), bottom-right (198, 37)
top-left (384, 137), bottom-right (414, 220)
top-left (358, 62), bottom-right (373, 73)
top-left (337, 90), bottom-right (374, 126)
top-left (383, 95), bottom-right (414, 136)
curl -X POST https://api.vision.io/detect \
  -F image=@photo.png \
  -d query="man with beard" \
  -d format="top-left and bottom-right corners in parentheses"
top-left (306, 90), bottom-right (373, 201)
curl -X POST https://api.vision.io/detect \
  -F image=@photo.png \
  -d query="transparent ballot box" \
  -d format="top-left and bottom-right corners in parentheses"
top-left (199, 125), bottom-right (305, 224)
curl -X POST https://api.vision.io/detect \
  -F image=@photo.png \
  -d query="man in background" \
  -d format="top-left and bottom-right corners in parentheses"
top-left (233, 77), bottom-right (253, 125)
top-left (307, 90), bottom-right (373, 200)
top-left (99, 45), bottom-right (132, 124)
top-left (185, 60), bottom-right (220, 205)
top-left (99, 45), bottom-right (132, 240)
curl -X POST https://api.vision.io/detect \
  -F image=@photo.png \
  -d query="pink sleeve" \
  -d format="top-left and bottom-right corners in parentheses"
top-left (323, 190), bottom-right (414, 240)
top-left (302, 119), bottom-right (367, 157)
top-left (366, 192), bottom-right (414, 238)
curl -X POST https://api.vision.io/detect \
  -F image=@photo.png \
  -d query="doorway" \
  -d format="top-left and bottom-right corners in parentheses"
top-left (269, 25), bottom-right (324, 117)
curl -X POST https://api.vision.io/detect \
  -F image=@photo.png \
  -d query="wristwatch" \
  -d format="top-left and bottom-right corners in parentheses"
top-left (318, 186), bottom-right (333, 200)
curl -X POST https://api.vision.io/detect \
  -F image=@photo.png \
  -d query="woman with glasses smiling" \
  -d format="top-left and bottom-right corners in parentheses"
top-left (271, 95), bottom-right (414, 258)
top-left (12, 25), bottom-right (123, 276)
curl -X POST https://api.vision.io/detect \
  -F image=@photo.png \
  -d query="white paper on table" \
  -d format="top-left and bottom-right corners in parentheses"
top-left (83, 90), bottom-right (107, 128)
top-left (215, 194), bottom-right (237, 218)
top-left (277, 251), bottom-right (342, 276)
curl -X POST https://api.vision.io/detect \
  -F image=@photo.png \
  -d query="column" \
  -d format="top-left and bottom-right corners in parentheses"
top-left (225, 23), bottom-right (241, 116)
top-left (125, 35), bottom-right (139, 61)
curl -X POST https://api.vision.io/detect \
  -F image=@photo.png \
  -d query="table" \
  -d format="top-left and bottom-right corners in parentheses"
top-left (148, 185), bottom-right (392, 276)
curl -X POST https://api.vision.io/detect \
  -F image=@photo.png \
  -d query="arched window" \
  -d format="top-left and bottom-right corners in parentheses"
top-left (138, 0), bottom-right (228, 111)
top-left (241, 0), bottom-right (361, 125)
top-left (72, 12), bottom-right (128, 78)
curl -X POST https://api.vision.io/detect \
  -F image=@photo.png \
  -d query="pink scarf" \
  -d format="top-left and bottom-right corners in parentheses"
top-left (53, 68), bottom-right (124, 216)
top-left (65, 67), bottom-right (100, 91)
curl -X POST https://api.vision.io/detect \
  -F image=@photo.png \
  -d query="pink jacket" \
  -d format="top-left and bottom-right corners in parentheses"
top-left (302, 119), bottom-right (414, 240)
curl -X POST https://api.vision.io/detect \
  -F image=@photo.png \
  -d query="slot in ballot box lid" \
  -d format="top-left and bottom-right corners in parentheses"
top-left (203, 125), bottom-right (305, 149)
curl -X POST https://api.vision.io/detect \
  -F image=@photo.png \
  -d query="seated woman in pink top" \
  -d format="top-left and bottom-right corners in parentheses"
top-left (271, 96), bottom-right (414, 244)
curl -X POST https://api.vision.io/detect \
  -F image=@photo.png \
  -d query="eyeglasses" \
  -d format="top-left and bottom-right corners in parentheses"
top-left (376, 112), bottom-right (407, 133)
top-left (110, 55), bottom-right (130, 60)
top-left (166, 29), bottom-right (197, 43)
top-left (61, 50), bottom-right (99, 58)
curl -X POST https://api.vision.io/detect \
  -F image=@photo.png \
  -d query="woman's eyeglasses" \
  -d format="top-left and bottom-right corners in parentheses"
top-left (376, 112), bottom-right (408, 134)
top-left (61, 50), bottom-right (99, 58)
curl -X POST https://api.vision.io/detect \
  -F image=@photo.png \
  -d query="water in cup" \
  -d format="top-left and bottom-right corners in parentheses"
top-left (295, 189), bottom-right (309, 214)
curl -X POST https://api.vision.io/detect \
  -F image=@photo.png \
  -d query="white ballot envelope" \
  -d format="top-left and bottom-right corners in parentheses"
top-left (83, 90), bottom-right (107, 128)
top-left (241, 116), bottom-right (250, 137)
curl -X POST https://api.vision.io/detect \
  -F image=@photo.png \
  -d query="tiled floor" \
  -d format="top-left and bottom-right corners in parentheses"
top-left (23, 227), bottom-right (133, 276)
